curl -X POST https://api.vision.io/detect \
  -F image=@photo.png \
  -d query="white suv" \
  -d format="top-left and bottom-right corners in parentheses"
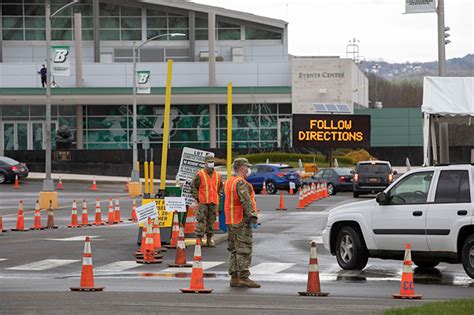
top-left (322, 164), bottom-right (474, 278)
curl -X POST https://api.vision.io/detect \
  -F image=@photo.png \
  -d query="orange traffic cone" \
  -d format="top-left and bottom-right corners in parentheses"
top-left (261, 180), bottom-right (268, 195)
top-left (68, 200), bottom-right (81, 228)
top-left (13, 175), bottom-right (19, 189)
top-left (165, 211), bottom-right (180, 249)
top-left (289, 183), bottom-right (294, 195)
top-left (323, 181), bottom-right (329, 198)
top-left (392, 243), bottom-right (423, 299)
top-left (136, 218), bottom-right (162, 264)
top-left (153, 220), bottom-right (165, 252)
top-left (298, 240), bottom-right (329, 296)
top-left (57, 177), bottom-right (64, 190)
top-left (180, 238), bottom-right (213, 294)
top-left (129, 198), bottom-right (138, 222)
top-left (46, 200), bottom-right (58, 229)
top-left (297, 188), bottom-right (305, 209)
top-left (94, 199), bottom-right (105, 226)
top-left (90, 177), bottom-right (98, 191)
top-left (30, 200), bottom-right (45, 230)
top-left (70, 236), bottom-right (104, 292)
top-left (185, 202), bottom-right (198, 235)
top-left (81, 199), bottom-right (91, 226)
top-left (107, 198), bottom-right (115, 225)
top-left (136, 219), bottom-right (163, 259)
top-left (11, 200), bottom-right (28, 231)
top-left (114, 199), bottom-right (123, 224)
top-left (0, 215), bottom-right (7, 233)
top-left (169, 224), bottom-right (192, 267)
top-left (276, 192), bottom-right (287, 211)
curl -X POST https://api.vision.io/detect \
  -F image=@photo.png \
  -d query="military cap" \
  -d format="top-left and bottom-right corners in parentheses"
top-left (204, 155), bottom-right (215, 162)
top-left (232, 158), bottom-right (252, 170)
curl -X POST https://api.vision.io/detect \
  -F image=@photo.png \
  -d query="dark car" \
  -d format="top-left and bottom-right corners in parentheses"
top-left (0, 156), bottom-right (29, 184)
top-left (247, 164), bottom-right (301, 194)
top-left (353, 160), bottom-right (396, 197)
top-left (311, 167), bottom-right (354, 195)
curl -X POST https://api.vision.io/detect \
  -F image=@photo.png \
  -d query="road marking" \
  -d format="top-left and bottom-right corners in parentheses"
top-left (95, 261), bottom-right (142, 272)
top-left (7, 259), bottom-right (79, 271)
top-left (45, 236), bottom-right (101, 241)
top-left (250, 263), bottom-right (295, 275)
top-left (161, 261), bottom-right (224, 273)
top-left (0, 259), bottom-right (7, 262)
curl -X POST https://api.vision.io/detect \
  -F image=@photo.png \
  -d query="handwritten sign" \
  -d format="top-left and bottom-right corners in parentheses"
top-left (165, 197), bottom-right (186, 213)
top-left (135, 201), bottom-right (158, 224)
top-left (141, 199), bottom-right (173, 227)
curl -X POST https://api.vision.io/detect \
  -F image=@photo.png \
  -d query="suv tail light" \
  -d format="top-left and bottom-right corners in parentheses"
top-left (339, 176), bottom-right (345, 183)
top-left (10, 166), bottom-right (19, 172)
top-left (354, 173), bottom-right (359, 182)
top-left (388, 174), bottom-right (393, 182)
top-left (276, 173), bottom-right (285, 178)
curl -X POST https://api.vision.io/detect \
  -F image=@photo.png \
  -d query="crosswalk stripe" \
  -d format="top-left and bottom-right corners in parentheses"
top-left (45, 236), bottom-right (101, 241)
top-left (0, 259), bottom-right (7, 262)
top-left (250, 263), bottom-right (295, 275)
top-left (95, 261), bottom-right (142, 272)
top-left (7, 259), bottom-right (79, 271)
top-left (161, 261), bottom-right (224, 273)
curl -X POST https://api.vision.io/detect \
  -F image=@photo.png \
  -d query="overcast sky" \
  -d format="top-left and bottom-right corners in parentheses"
top-left (194, 0), bottom-right (473, 63)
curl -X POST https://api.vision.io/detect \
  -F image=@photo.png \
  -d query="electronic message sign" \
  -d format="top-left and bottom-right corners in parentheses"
top-left (292, 115), bottom-right (370, 148)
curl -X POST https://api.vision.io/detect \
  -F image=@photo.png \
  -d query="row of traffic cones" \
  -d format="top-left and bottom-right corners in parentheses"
top-left (8, 200), bottom-right (58, 231)
top-left (297, 182), bottom-right (329, 209)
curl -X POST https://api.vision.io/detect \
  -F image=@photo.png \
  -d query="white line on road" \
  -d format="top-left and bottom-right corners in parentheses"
top-left (95, 261), bottom-right (142, 272)
top-left (0, 259), bottom-right (7, 262)
top-left (250, 263), bottom-right (296, 275)
top-left (161, 261), bottom-right (224, 273)
top-left (7, 259), bottom-right (79, 271)
top-left (45, 236), bottom-right (101, 241)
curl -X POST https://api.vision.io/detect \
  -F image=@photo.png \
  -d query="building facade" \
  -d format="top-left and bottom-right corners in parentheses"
top-left (0, 0), bottom-right (368, 153)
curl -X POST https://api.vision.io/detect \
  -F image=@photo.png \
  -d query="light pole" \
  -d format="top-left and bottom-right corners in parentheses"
top-left (130, 33), bottom-right (185, 184)
top-left (40, 0), bottom-right (79, 205)
top-left (371, 63), bottom-right (381, 107)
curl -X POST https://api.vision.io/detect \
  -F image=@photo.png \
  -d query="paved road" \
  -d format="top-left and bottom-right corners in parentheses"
top-left (0, 181), bottom-right (473, 313)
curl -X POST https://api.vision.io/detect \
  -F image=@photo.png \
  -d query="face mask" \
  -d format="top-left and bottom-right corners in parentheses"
top-left (246, 168), bottom-right (252, 177)
top-left (207, 162), bottom-right (215, 168)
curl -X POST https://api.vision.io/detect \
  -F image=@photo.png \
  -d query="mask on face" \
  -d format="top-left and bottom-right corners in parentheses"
top-left (246, 168), bottom-right (252, 177)
top-left (207, 162), bottom-right (215, 168)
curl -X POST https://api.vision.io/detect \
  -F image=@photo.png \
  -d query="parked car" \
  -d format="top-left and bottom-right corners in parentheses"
top-left (323, 164), bottom-right (474, 279)
top-left (308, 167), bottom-right (354, 195)
top-left (352, 160), bottom-right (396, 197)
top-left (247, 164), bottom-right (301, 194)
top-left (0, 156), bottom-right (29, 184)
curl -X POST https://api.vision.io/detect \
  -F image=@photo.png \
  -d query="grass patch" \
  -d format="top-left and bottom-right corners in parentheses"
top-left (384, 299), bottom-right (474, 315)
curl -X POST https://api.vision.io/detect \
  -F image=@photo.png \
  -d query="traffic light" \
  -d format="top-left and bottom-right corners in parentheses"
top-left (444, 27), bottom-right (451, 45)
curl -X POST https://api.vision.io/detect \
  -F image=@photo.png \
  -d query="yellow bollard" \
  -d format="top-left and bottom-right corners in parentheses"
top-left (160, 59), bottom-right (173, 190)
top-left (150, 161), bottom-right (154, 196)
top-left (129, 161), bottom-right (143, 197)
top-left (144, 161), bottom-right (149, 195)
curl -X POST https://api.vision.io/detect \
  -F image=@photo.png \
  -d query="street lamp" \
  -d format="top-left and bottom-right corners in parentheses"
top-left (130, 33), bottom-right (185, 183)
top-left (41, 0), bottom-right (80, 196)
top-left (371, 63), bottom-right (381, 107)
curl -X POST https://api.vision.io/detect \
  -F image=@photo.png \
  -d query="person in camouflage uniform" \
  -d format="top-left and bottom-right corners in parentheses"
top-left (225, 158), bottom-right (260, 288)
top-left (191, 155), bottom-right (224, 247)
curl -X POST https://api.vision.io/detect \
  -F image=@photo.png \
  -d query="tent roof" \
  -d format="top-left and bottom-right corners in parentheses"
top-left (421, 76), bottom-right (474, 116)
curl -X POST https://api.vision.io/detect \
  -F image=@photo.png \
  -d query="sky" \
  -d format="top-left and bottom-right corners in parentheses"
top-left (194, 0), bottom-right (473, 63)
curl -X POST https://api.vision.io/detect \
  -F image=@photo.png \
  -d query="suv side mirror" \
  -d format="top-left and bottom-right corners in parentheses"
top-left (393, 170), bottom-right (398, 175)
top-left (376, 192), bottom-right (389, 205)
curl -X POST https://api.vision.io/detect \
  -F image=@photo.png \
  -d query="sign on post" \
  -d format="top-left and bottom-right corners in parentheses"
top-left (135, 201), bottom-right (158, 223)
top-left (177, 147), bottom-right (214, 206)
top-left (292, 114), bottom-right (371, 148)
top-left (51, 45), bottom-right (70, 76)
top-left (165, 197), bottom-right (187, 213)
top-left (136, 70), bottom-right (151, 94)
top-left (141, 199), bottom-right (173, 227)
top-left (405, 0), bottom-right (436, 14)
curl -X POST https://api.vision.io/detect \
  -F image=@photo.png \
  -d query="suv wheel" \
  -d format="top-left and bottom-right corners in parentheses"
top-left (413, 258), bottom-right (439, 269)
top-left (265, 181), bottom-right (277, 195)
top-left (335, 226), bottom-right (369, 270)
top-left (461, 234), bottom-right (474, 279)
top-left (0, 173), bottom-right (6, 184)
top-left (327, 183), bottom-right (336, 195)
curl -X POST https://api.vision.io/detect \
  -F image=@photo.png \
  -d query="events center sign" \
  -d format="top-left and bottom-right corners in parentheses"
top-left (293, 115), bottom-right (370, 148)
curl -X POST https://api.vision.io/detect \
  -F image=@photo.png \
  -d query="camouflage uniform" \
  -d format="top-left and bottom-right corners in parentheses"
top-left (190, 167), bottom-right (223, 238)
top-left (227, 180), bottom-right (258, 279)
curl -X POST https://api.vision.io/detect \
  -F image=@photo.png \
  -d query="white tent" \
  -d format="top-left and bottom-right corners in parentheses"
top-left (422, 77), bottom-right (474, 166)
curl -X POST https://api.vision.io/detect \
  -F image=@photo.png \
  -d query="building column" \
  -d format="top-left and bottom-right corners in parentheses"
top-left (74, 13), bottom-right (84, 149)
top-left (208, 11), bottom-right (217, 148)
top-left (188, 11), bottom-right (195, 62)
top-left (93, 0), bottom-right (100, 63)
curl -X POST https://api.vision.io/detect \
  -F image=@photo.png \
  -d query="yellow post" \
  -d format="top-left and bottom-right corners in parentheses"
top-left (227, 82), bottom-right (233, 179)
top-left (136, 161), bottom-right (140, 175)
top-left (144, 161), bottom-right (149, 194)
top-left (150, 161), bottom-right (154, 195)
top-left (160, 59), bottom-right (173, 190)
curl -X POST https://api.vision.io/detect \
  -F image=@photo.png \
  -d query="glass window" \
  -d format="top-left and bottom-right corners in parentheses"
top-left (3, 17), bottom-right (23, 28)
top-left (146, 29), bottom-right (169, 40)
top-left (100, 30), bottom-right (120, 40)
top-left (73, 4), bottom-right (93, 16)
top-left (80, 17), bottom-right (94, 29)
top-left (52, 17), bottom-right (72, 29)
top-left (52, 29), bottom-right (73, 41)
top-left (99, 4), bottom-right (119, 16)
top-left (121, 6), bottom-right (142, 17)
top-left (81, 30), bottom-right (94, 41)
top-left (100, 17), bottom-right (119, 28)
top-left (121, 17), bottom-right (141, 28)
top-left (322, 170), bottom-right (333, 179)
top-left (3, 29), bottom-right (24, 40)
top-left (195, 17), bottom-right (208, 28)
top-left (314, 170), bottom-right (324, 179)
top-left (24, 5), bottom-right (45, 16)
top-left (147, 17), bottom-right (167, 29)
top-left (356, 163), bottom-right (391, 174)
top-left (218, 21), bottom-right (239, 28)
top-left (147, 9), bottom-right (167, 16)
top-left (121, 30), bottom-right (141, 40)
top-left (168, 17), bottom-right (188, 28)
top-left (435, 170), bottom-right (471, 203)
top-left (195, 29), bottom-right (208, 40)
top-left (25, 29), bottom-right (46, 40)
top-left (388, 171), bottom-right (433, 205)
top-left (218, 29), bottom-right (240, 40)
top-left (51, 4), bottom-right (71, 16)
top-left (25, 17), bottom-right (45, 28)
top-left (246, 27), bottom-right (282, 40)
top-left (2, 5), bottom-right (23, 16)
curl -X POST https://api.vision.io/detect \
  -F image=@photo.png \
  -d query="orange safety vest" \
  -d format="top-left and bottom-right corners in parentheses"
top-left (224, 176), bottom-right (258, 225)
top-left (197, 169), bottom-right (221, 205)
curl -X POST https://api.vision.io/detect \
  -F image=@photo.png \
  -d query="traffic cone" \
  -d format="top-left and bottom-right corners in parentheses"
top-left (297, 188), bottom-right (305, 209)
top-left (30, 200), bottom-right (45, 230)
top-left (125, 178), bottom-right (130, 192)
top-left (129, 198), bottom-right (138, 222)
top-left (153, 220), bottom-right (165, 252)
top-left (94, 199), bottom-right (105, 226)
top-left (392, 243), bottom-right (423, 299)
top-left (289, 185), bottom-right (294, 195)
top-left (70, 236), bottom-right (104, 292)
top-left (11, 200), bottom-right (28, 231)
top-left (107, 198), bottom-right (115, 225)
top-left (261, 180), bottom-right (268, 195)
top-left (276, 192), bottom-right (287, 211)
top-left (0, 215), bottom-right (7, 233)
top-left (180, 237), bottom-right (213, 294)
top-left (311, 183), bottom-right (317, 202)
top-left (136, 219), bottom-right (163, 259)
top-left (57, 177), bottom-right (64, 190)
top-left (136, 218), bottom-right (162, 264)
top-left (114, 199), bottom-right (123, 224)
top-left (323, 182), bottom-right (329, 198)
top-left (81, 199), bottom-right (91, 226)
top-left (165, 211), bottom-right (180, 249)
top-left (302, 186), bottom-right (309, 207)
top-left (13, 175), bottom-right (19, 189)
top-left (169, 224), bottom-right (192, 267)
top-left (68, 200), bottom-right (81, 228)
top-left (90, 177), bottom-right (98, 191)
top-left (298, 240), bottom-right (329, 296)
top-left (46, 200), bottom-right (58, 229)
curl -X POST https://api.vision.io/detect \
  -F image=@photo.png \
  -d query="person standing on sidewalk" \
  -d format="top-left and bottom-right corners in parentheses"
top-left (225, 158), bottom-right (260, 288)
top-left (191, 155), bottom-right (223, 247)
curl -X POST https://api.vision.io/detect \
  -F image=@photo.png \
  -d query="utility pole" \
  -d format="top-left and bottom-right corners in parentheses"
top-left (438, 0), bottom-right (450, 164)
